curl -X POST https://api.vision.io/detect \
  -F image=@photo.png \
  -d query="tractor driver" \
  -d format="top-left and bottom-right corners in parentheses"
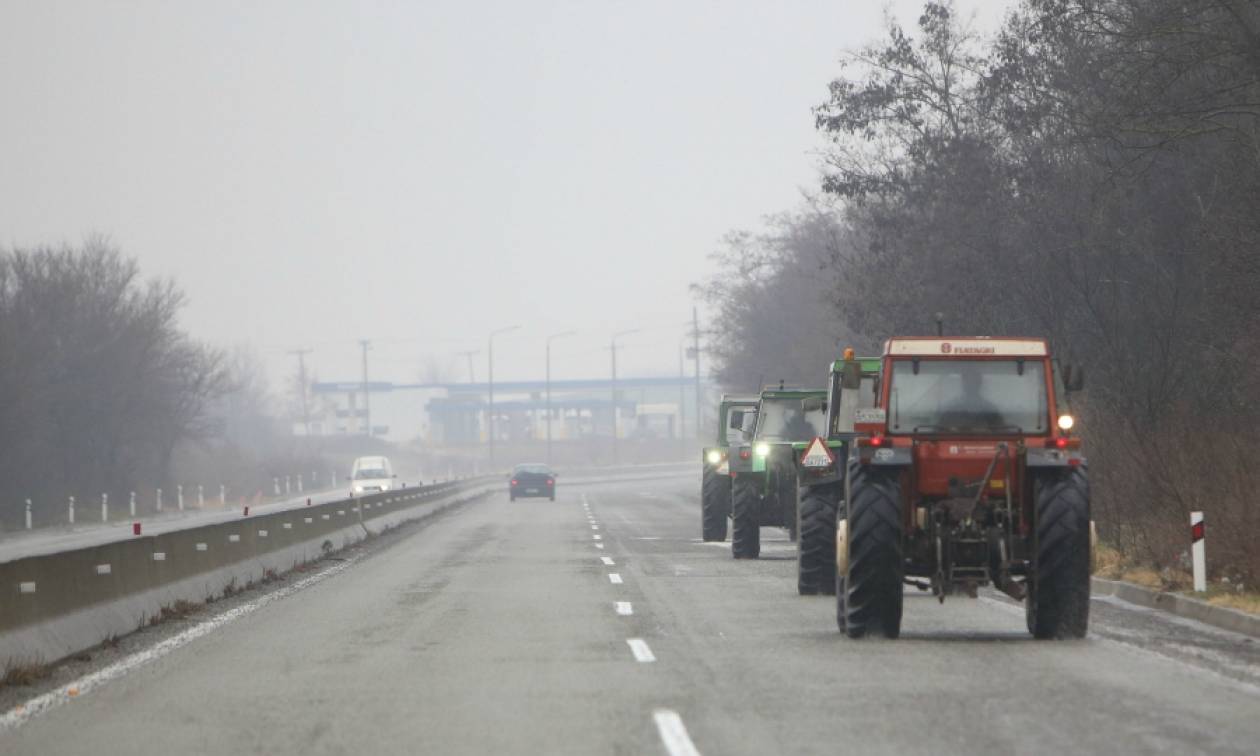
top-left (938, 369), bottom-right (1006, 430)
top-left (783, 407), bottom-right (818, 441)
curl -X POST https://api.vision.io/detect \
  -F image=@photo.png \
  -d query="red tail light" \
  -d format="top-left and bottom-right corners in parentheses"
top-left (546, 478), bottom-right (554, 486)
top-left (739, 449), bottom-right (751, 460)
top-left (510, 479), bottom-right (518, 486)
top-left (866, 435), bottom-right (887, 448)
top-left (1054, 437), bottom-right (1069, 449)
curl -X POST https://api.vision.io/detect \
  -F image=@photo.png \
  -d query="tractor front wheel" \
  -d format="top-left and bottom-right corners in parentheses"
top-left (842, 466), bottom-right (903, 638)
top-left (1027, 466), bottom-right (1091, 639)
top-left (731, 477), bottom-right (761, 559)
top-left (798, 486), bottom-right (838, 595)
top-left (701, 469), bottom-right (731, 542)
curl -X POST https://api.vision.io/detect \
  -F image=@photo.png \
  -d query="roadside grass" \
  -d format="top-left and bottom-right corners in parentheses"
top-left (2, 660), bottom-right (51, 688)
top-left (1201, 586), bottom-right (1260, 615)
top-left (1095, 542), bottom-right (1260, 616)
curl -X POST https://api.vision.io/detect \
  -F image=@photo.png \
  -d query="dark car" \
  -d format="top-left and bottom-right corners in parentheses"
top-left (510, 463), bottom-right (556, 501)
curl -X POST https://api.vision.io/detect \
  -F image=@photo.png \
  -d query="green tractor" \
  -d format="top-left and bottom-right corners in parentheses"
top-left (727, 386), bottom-right (827, 559)
top-left (700, 395), bottom-right (759, 541)
top-left (794, 352), bottom-right (882, 595)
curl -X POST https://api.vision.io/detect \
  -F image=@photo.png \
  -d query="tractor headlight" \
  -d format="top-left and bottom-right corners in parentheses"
top-left (1057, 414), bottom-right (1075, 431)
top-left (706, 450), bottom-right (722, 465)
top-left (754, 442), bottom-right (770, 458)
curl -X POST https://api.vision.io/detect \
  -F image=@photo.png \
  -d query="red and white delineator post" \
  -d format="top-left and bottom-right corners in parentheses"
top-left (1191, 511), bottom-right (1206, 593)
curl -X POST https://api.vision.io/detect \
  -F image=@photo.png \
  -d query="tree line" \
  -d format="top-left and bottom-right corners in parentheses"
top-left (0, 240), bottom-right (322, 529)
top-left (698, 0), bottom-right (1260, 582)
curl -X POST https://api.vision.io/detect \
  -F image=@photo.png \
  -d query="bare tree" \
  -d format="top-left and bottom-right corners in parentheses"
top-left (0, 240), bottom-right (226, 526)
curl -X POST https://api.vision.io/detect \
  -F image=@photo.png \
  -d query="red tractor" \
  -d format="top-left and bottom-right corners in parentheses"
top-left (837, 337), bottom-right (1090, 639)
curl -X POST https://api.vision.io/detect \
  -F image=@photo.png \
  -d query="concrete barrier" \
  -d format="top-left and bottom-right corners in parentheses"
top-left (1091, 577), bottom-right (1260, 638)
top-left (0, 479), bottom-right (493, 666)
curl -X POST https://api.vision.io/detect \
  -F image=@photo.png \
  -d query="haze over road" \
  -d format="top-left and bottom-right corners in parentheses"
top-left (4, 476), bottom-right (1258, 755)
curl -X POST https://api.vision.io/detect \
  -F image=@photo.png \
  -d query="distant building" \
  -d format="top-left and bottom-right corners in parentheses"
top-left (306, 376), bottom-right (715, 444)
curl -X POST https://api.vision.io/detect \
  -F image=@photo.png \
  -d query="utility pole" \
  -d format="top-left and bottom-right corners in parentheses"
top-left (546, 331), bottom-right (576, 466)
top-left (693, 306), bottom-right (702, 439)
top-left (288, 348), bottom-right (313, 435)
top-left (359, 340), bottom-right (371, 437)
top-left (611, 329), bottom-right (641, 465)
top-left (488, 326), bottom-right (520, 469)
top-left (678, 336), bottom-right (688, 449)
top-left (456, 350), bottom-right (479, 383)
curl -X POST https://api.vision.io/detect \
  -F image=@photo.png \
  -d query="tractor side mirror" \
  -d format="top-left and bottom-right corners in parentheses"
top-left (1065, 365), bottom-right (1086, 392)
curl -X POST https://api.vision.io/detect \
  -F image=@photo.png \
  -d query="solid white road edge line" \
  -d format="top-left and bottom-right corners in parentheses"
top-left (0, 556), bottom-right (360, 733)
top-left (653, 709), bottom-right (702, 756)
top-left (626, 638), bottom-right (656, 663)
top-left (609, 573), bottom-right (624, 584)
top-left (601, 556), bottom-right (615, 566)
top-left (616, 601), bottom-right (633, 616)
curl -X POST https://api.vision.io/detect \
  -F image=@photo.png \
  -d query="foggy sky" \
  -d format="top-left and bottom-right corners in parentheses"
top-left (0, 1), bottom-right (1013, 389)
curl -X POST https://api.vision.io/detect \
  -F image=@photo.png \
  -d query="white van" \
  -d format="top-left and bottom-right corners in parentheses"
top-left (350, 456), bottom-right (395, 494)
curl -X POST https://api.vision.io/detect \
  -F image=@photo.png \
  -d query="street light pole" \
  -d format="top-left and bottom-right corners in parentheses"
top-left (488, 325), bottom-right (520, 470)
top-left (546, 330), bottom-right (577, 466)
top-left (359, 340), bottom-right (371, 437)
top-left (610, 329), bottom-right (641, 465)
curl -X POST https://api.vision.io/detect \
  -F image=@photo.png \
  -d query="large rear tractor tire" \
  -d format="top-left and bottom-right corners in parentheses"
top-left (842, 466), bottom-right (903, 638)
top-left (1027, 466), bottom-right (1091, 639)
top-left (701, 470), bottom-right (731, 542)
top-left (731, 477), bottom-right (761, 559)
top-left (798, 486), bottom-right (838, 595)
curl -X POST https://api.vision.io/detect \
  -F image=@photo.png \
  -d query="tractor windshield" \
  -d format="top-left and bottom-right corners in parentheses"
top-left (888, 359), bottom-right (1048, 434)
top-left (756, 399), bottom-right (825, 442)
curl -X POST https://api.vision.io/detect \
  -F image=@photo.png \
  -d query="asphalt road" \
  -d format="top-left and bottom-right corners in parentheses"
top-left (3, 476), bottom-right (1259, 755)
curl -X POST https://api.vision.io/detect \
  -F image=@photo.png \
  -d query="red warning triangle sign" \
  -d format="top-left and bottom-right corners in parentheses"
top-left (801, 436), bottom-right (835, 468)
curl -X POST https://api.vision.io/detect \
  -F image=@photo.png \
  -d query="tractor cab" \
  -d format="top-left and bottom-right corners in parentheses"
top-left (793, 350), bottom-right (882, 595)
top-left (800, 350), bottom-right (882, 480)
top-left (727, 386), bottom-right (827, 558)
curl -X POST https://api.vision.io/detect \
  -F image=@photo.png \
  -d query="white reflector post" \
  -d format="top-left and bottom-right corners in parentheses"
top-left (1191, 511), bottom-right (1206, 593)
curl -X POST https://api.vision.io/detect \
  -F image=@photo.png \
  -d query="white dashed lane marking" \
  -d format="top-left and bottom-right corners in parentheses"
top-left (600, 556), bottom-right (615, 566)
top-left (615, 601), bottom-right (633, 616)
top-left (653, 709), bottom-right (701, 756)
top-left (595, 543), bottom-right (605, 549)
top-left (593, 534), bottom-right (602, 540)
top-left (626, 638), bottom-right (656, 663)
top-left (608, 573), bottom-right (623, 584)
